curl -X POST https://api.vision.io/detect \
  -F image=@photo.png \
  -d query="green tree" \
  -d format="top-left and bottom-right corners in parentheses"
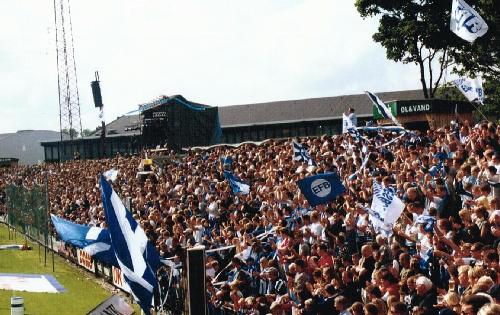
top-left (355, 0), bottom-right (462, 99)
top-left (81, 128), bottom-right (94, 137)
top-left (448, 0), bottom-right (500, 120)
top-left (356, 0), bottom-right (500, 119)
top-left (61, 128), bottom-right (79, 139)
top-left (449, 0), bottom-right (500, 82)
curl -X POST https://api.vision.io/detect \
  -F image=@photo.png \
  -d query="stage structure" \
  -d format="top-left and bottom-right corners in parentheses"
top-left (140, 95), bottom-right (221, 150)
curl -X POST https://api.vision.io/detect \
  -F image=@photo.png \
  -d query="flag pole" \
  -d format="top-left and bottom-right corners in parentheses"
top-left (468, 100), bottom-right (489, 122)
top-left (44, 171), bottom-right (48, 267)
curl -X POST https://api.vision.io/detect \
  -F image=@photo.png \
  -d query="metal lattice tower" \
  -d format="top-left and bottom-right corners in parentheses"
top-left (53, 0), bottom-right (82, 141)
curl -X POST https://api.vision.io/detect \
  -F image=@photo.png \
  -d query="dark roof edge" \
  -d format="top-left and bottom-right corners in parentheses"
top-left (221, 114), bottom-right (373, 128)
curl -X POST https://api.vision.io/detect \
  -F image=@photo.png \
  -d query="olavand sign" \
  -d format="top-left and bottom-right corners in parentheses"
top-left (398, 103), bottom-right (431, 115)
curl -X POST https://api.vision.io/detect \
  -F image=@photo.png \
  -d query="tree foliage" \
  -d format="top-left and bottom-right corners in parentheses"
top-left (449, 0), bottom-right (500, 82)
top-left (356, 0), bottom-right (462, 98)
top-left (355, 0), bottom-right (499, 106)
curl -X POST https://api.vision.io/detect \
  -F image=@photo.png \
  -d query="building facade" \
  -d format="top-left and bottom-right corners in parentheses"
top-left (41, 89), bottom-right (474, 162)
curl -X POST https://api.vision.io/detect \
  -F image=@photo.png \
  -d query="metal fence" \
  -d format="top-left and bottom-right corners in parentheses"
top-left (5, 183), bottom-right (49, 246)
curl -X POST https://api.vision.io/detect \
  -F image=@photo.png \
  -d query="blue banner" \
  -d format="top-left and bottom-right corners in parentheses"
top-left (296, 173), bottom-right (345, 207)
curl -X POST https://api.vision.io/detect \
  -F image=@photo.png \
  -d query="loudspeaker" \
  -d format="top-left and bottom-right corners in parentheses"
top-left (186, 246), bottom-right (206, 315)
top-left (91, 80), bottom-right (103, 108)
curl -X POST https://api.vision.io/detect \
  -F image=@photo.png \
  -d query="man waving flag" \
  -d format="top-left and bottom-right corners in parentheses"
top-left (100, 176), bottom-right (159, 315)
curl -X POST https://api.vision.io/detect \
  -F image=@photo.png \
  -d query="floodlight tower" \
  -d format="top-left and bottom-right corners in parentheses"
top-left (53, 0), bottom-right (82, 154)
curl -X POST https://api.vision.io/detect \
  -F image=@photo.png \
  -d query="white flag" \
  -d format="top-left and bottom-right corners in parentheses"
top-left (452, 76), bottom-right (485, 104)
top-left (103, 169), bottom-right (119, 182)
top-left (450, 0), bottom-right (488, 43)
top-left (370, 181), bottom-right (404, 226)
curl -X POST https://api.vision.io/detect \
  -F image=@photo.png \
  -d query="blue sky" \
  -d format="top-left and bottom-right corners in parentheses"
top-left (0, 0), bottom-right (423, 133)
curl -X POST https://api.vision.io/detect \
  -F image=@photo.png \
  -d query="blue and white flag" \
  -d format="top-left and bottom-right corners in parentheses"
top-left (357, 126), bottom-right (406, 133)
top-left (103, 169), bottom-right (119, 182)
top-left (223, 171), bottom-right (250, 195)
top-left (221, 156), bottom-right (233, 168)
top-left (348, 155), bottom-right (370, 181)
top-left (365, 91), bottom-right (401, 126)
top-left (450, 0), bottom-right (488, 43)
top-left (50, 214), bottom-right (118, 267)
top-left (360, 205), bottom-right (394, 237)
top-left (100, 176), bottom-right (159, 315)
top-left (296, 173), bottom-right (345, 207)
top-left (452, 76), bottom-right (485, 104)
top-left (416, 215), bottom-right (437, 233)
top-left (292, 141), bottom-right (316, 166)
top-left (371, 181), bottom-right (404, 227)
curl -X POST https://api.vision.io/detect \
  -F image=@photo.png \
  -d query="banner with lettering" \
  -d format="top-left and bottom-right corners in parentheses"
top-left (369, 181), bottom-right (404, 232)
top-left (296, 173), bottom-right (345, 207)
top-left (450, 0), bottom-right (488, 43)
top-left (77, 248), bottom-right (96, 273)
top-left (87, 295), bottom-right (134, 315)
top-left (112, 266), bottom-right (131, 293)
top-left (452, 76), bottom-right (485, 104)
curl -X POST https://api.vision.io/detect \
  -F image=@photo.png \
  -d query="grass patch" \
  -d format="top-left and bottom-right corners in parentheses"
top-left (0, 224), bottom-right (140, 314)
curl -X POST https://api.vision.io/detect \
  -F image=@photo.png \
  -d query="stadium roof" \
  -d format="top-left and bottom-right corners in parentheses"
top-left (0, 130), bottom-right (62, 165)
top-left (85, 89), bottom-right (425, 137)
top-left (88, 115), bottom-right (142, 138)
top-left (218, 89), bottom-right (424, 128)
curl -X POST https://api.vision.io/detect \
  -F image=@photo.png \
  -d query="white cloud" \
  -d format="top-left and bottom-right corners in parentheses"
top-left (0, 0), bottom-right (422, 133)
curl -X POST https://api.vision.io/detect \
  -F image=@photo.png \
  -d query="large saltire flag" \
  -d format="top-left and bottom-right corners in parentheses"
top-left (50, 214), bottom-right (118, 267)
top-left (365, 91), bottom-right (401, 126)
top-left (100, 176), bottom-right (160, 315)
top-left (450, 0), bottom-right (488, 43)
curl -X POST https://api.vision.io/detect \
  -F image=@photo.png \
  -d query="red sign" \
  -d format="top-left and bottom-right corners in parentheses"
top-left (112, 266), bottom-right (130, 293)
top-left (77, 249), bottom-right (96, 273)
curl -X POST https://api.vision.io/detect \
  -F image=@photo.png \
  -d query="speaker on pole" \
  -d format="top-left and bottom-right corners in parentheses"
top-left (91, 71), bottom-right (103, 108)
top-left (186, 246), bottom-right (206, 315)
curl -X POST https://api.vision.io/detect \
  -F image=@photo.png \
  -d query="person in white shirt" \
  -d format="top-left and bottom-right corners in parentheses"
top-left (346, 107), bottom-right (357, 128)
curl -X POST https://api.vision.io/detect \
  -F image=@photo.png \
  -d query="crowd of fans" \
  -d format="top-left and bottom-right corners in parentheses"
top-left (1, 119), bottom-right (499, 315)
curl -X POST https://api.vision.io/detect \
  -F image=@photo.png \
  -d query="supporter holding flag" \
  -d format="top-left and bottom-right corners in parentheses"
top-left (296, 173), bottom-right (345, 207)
top-left (342, 108), bottom-right (357, 134)
top-left (223, 170), bottom-right (250, 195)
top-left (100, 176), bottom-right (159, 315)
top-left (292, 140), bottom-right (316, 167)
top-left (365, 91), bottom-right (401, 126)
